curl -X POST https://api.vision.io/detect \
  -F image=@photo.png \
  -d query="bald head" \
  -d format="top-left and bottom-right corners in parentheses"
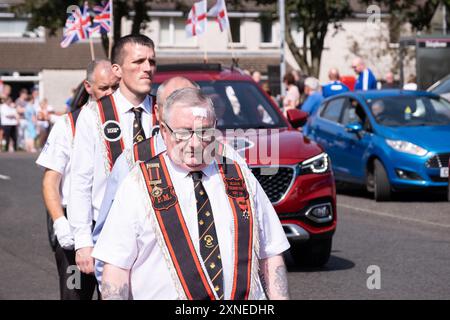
top-left (84, 59), bottom-right (119, 100)
top-left (155, 76), bottom-right (198, 121)
top-left (351, 57), bottom-right (365, 74)
top-left (328, 68), bottom-right (340, 81)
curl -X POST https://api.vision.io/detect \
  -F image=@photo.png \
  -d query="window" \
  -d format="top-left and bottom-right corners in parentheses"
top-left (320, 98), bottom-right (345, 123)
top-left (366, 96), bottom-right (450, 126)
top-left (159, 17), bottom-right (196, 47)
top-left (229, 18), bottom-right (241, 43)
top-left (260, 18), bottom-right (273, 43)
top-left (341, 99), bottom-right (366, 126)
top-left (0, 19), bottom-right (28, 37)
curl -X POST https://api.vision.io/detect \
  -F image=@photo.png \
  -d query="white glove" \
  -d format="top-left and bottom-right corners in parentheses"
top-left (53, 216), bottom-right (75, 250)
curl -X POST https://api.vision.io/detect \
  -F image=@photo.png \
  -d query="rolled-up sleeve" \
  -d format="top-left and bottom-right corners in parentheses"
top-left (35, 117), bottom-right (70, 174)
top-left (92, 170), bottom-right (139, 270)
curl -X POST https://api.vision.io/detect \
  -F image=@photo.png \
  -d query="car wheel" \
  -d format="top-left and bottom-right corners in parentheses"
top-left (447, 184), bottom-right (450, 202)
top-left (290, 238), bottom-right (332, 268)
top-left (374, 159), bottom-right (391, 202)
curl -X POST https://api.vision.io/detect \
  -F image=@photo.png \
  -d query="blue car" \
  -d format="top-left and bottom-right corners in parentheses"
top-left (304, 90), bottom-right (450, 201)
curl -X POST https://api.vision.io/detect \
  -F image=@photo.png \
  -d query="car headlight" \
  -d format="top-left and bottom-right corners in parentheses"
top-left (299, 152), bottom-right (330, 174)
top-left (385, 139), bottom-right (428, 156)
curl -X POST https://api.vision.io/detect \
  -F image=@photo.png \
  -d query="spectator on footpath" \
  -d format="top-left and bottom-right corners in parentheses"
top-left (24, 98), bottom-right (37, 153)
top-left (291, 70), bottom-right (306, 104)
top-left (0, 84), bottom-right (12, 149)
top-left (352, 57), bottom-right (377, 91)
top-left (1, 97), bottom-right (18, 152)
top-left (322, 68), bottom-right (349, 98)
top-left (301, 77), bottom-right (324, 117)
top-left (382, 71), bottom-right (398, 89)
top-left (252, 70), bottom-right (262, 85)
top-left (261, 81), bottom-right (278, 106)
top-left (37, 98), bottom-right (54, 148)
top-left (15, 88), bottom-right (29, 150)
top-left (282, 73), bottom-right (300, 114)
top-left (403, 75), bottom-right (418, 91)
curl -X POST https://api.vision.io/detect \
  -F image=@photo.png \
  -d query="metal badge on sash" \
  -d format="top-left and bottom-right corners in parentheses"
top-left (146, 162), bottom-right (178, 211)
top-left (102, 120), bottom-right (122, 142)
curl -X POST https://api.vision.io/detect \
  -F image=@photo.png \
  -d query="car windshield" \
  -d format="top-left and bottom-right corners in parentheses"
top-left (153, 80), bottom-right (286, 129)
top-left (366, 95), bottom-right (450, 127)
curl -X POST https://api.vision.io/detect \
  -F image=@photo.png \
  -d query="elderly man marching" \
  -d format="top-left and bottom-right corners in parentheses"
top-left (93, 88), bottom-right (291, 300)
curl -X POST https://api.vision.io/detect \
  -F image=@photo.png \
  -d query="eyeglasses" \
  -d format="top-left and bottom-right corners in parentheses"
top-left (161, 121), bottom-right (217, 142)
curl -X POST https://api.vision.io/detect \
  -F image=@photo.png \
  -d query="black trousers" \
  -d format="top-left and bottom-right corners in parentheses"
top-left (2, 125), bottom-right (17, 151)
top-left (54, 243), bottom-right (99, 300)
top-left (48, 210), bottom-right (99, 300)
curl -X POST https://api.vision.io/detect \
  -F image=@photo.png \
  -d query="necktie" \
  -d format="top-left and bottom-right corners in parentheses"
top-left (132, 107), bottom-right (146, 143)
top-left (191, 171), bottom-right (224, 300)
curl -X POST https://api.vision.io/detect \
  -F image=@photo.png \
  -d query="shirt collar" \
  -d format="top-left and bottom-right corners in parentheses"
top-left (113, 88), bottom-right (152, 114)
top-left (163, 153), bottom-right (217, 180)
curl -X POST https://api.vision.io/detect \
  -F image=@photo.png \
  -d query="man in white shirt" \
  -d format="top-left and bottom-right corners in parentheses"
top-left (69, 34), bottom-right (157, 276)
top-left (93, 88), bottom-right (290, 300)
top-left (36, 59), bottom-right (119, 299)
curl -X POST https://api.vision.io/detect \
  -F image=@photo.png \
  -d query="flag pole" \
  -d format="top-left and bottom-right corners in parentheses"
top-left (203, 35), bottom-right (208, 63)
top-left (222, 1), bottom-right (236, 66)
top-left (108, 0), bottom-right (114, 59)
top-left (226, 24), bottom-right (236, 65)
top-left (89, 37), bottom-right (95, 61)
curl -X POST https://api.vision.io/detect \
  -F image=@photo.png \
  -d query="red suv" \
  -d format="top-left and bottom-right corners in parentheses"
top-left (152, 64), bottom-right (337, 267)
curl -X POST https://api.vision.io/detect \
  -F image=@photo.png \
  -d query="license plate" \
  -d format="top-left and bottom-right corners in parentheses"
top-left (440, 167), bottom-right (449, 178)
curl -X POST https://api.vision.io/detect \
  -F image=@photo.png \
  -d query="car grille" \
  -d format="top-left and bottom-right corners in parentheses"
top-left (250, 166), bottom-right (295, 203)
top-left (429, 176), bottom-right (448, 183)
top-left (425, 153), bottom-right (450, 168)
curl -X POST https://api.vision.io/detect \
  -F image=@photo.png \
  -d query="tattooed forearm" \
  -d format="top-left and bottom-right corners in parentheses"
top-left (259, 255), bottom-right (290, 300)
top-left (101, 282), bottom-right (130, 300)
top-left (274, 265), bottom-right (290, 299)
top-left (259, 260), bottom-right (270, 297)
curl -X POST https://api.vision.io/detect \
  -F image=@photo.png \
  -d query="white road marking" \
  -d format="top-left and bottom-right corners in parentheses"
top-left (0, 174), bottom-right (11, 180)
top-left (338, 203), bottom-right (450, 229)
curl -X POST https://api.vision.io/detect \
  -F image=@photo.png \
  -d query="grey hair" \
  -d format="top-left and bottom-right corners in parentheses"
top-left (156, 76), bottom-right (199, 106)
top-left (86, 59), bottom-right (111, 82)
top-left (304, 77), bottom-right (321, 92)
top-left (162, 87), bottom-right (216, 125)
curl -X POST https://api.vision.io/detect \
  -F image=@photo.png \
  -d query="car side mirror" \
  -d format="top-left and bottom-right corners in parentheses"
top-left (286, 109), bottom-right (308, 128)
top-left (345, 122), bottom-right (363, 133)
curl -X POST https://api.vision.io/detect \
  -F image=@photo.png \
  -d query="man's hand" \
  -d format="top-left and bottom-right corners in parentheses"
top-left (53, 216), bottom-right (74, 250)
top-left (76, 246), bottom-right (94, 274)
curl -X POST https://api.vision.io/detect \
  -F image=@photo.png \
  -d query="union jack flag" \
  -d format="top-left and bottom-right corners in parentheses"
top-left (92, 0), bottom-right (112, 35)
top-left (60, 1), bottom-right (92, 48)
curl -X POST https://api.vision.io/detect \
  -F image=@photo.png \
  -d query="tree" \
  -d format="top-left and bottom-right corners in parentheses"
top-left (248, 0), bottom-right (352, 77)
top-left (13, 0), bottom-right (153, 56)
top-left (358, 0), bottom-right (450, 43)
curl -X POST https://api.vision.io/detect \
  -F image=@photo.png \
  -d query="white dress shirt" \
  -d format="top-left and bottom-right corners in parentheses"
top-left (93, 153), bottom-right (290, 300)
top-left (68, 89), bottom-right (154, 250)
top-left (35, 114), bottom-right (72, 206)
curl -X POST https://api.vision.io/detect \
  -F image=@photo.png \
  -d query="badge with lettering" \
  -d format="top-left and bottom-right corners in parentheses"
top-left (224, 178), bottom-right (249, 200)
top-left (102, 120), bottom-right (122, 142)
top-left (151, 186), bottom-right (178, 211)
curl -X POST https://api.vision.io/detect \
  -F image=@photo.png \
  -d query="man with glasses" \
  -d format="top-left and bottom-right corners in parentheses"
top-left (352, 57), bottom-right (377, 91)
top-left (92, 77), bottom-right (248, 286)
top-left (93, 88), bottom-right (290, 300)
